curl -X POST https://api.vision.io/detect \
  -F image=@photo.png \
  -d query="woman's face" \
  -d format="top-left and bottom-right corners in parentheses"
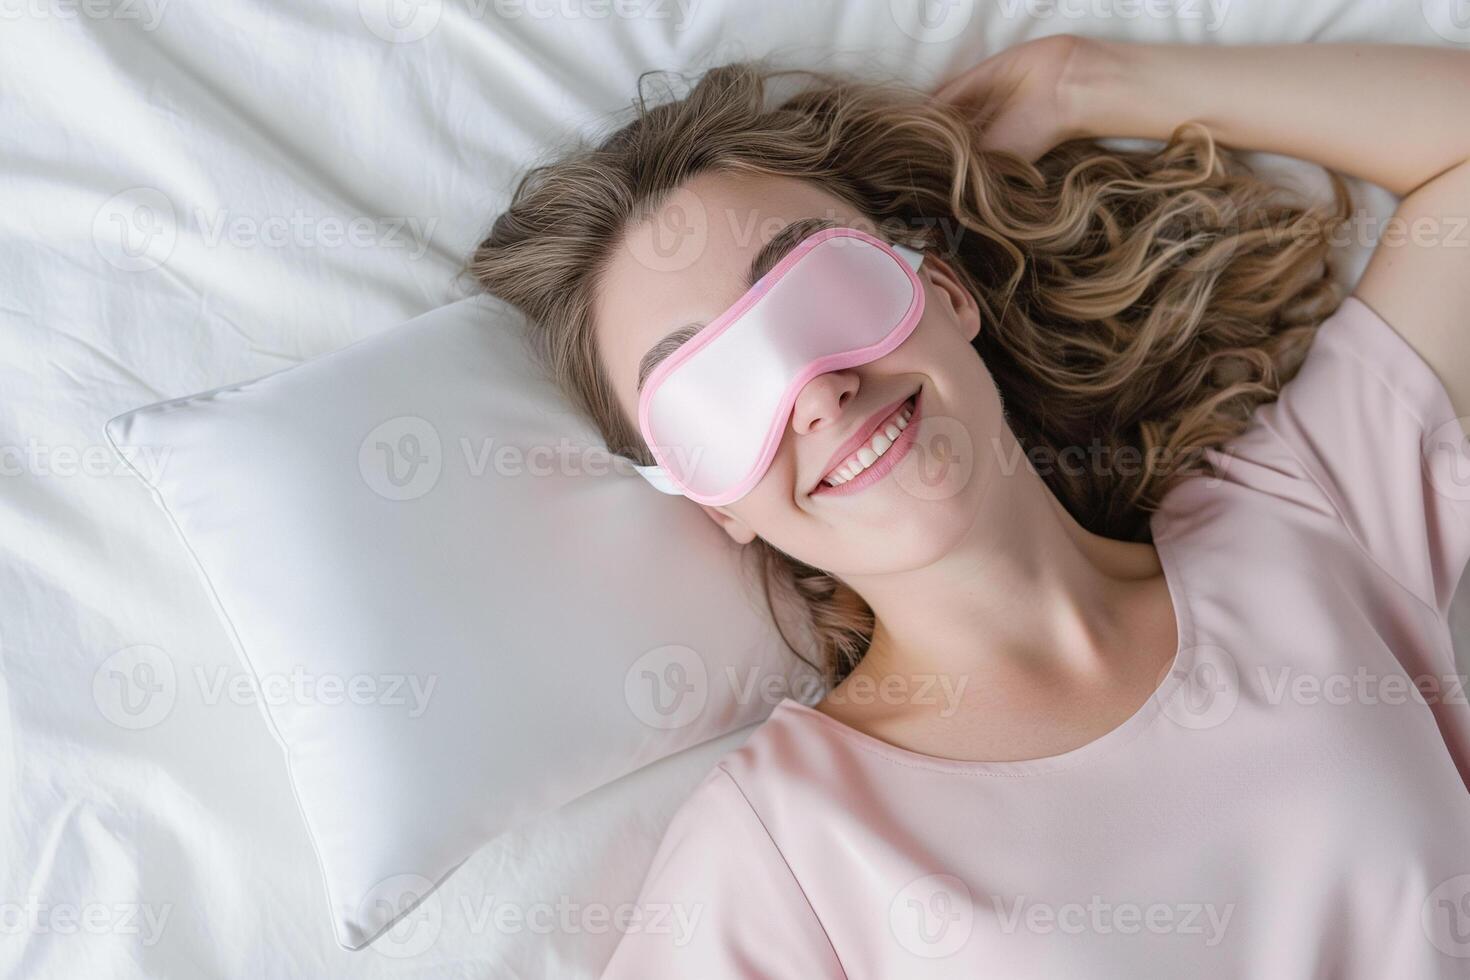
top-left (595, 171), bottom-right (1005, 579)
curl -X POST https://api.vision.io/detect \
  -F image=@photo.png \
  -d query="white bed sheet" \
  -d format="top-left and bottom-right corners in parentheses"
top-left (3, 1), bottom-right (1466, 976)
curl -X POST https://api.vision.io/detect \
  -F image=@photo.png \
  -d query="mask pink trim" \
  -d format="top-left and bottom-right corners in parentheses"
top-left (634, 227), bottom-right (926, 506)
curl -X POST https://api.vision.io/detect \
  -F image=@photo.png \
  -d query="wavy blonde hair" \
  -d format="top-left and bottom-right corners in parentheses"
top-left (467, 60), bottom-right (1349, 684)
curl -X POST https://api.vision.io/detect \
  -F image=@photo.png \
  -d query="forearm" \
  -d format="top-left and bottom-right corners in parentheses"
top-left (1066, 40), bottom-right (1470, 197)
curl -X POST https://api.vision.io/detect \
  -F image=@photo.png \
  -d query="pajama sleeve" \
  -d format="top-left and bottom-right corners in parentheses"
top-left (599, 764), bottom-right (846, 980)
top-left (1247, 295), bottom-right (1470, 619)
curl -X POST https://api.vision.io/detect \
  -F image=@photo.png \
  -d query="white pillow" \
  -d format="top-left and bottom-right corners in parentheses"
top-left (105, 295), bottom-right (818, 950)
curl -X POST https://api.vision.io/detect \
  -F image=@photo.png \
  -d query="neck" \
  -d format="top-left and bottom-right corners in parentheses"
top-left (841, 447), bottom-right (1166, 699)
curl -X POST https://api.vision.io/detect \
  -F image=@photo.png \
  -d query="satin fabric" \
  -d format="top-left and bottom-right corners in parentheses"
top-left (601, 297), bottom-right (1470, 977)
top-left (106, 298), bottom-right (817, 949)
top-left (638, 228), bottom-right (924, 505)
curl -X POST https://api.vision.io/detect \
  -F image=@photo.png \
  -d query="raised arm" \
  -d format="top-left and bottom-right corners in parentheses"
top-left (1063, 41), bottom-right (1470, 198)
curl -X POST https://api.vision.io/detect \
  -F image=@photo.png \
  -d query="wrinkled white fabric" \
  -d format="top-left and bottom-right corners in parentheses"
top-left (7, 0), bottom-right (1467, 975)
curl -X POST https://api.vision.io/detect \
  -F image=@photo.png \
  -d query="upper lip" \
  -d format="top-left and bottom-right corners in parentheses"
top-left (813, 392), bottom-right (915, 491)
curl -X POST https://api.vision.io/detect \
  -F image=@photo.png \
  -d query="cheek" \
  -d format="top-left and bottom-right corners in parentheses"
top-left (906, 303), bottom-right (976, 363)
top-left (714, 314), bottom-right (997, 573)
top-left (809, 484), bottom-right (989, 580)
top-left (737, 467), bottom-right (968, 576)
top-left (723, 461), bottom-right (828, 558)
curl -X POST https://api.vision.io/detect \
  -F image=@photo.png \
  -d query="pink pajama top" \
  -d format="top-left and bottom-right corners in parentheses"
top-left (600, 296), bottom-right (1470, 978)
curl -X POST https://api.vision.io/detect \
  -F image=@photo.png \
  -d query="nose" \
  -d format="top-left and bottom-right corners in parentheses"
top-left (790, 370), bottom-right (860, 436)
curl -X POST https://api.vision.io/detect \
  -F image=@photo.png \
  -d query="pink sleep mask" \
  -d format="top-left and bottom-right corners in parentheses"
top-left (632, 226), bottom-right (926, 506)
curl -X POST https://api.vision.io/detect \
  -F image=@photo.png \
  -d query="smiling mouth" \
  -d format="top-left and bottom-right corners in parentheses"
top-left (814, 390), bottom-right (921, 494)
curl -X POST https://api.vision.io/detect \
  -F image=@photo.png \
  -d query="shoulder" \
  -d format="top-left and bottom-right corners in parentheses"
top-left (644, 698), bottom-right (869, 867)
top-left (657, 700), bottom-right (830, 834)
top-left (600, 703), bottom-right (849, 978)
top-left (711, 698), bottom-right (868, 800)
top-left (1157, 294), bottom-right (1470, 620)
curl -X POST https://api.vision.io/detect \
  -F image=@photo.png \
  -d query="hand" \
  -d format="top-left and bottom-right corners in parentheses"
top-left (933, 34), bottom-right (1093, 161)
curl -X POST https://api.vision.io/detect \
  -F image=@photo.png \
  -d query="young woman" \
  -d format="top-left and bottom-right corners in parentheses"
top-left (472, 36), bottom-right (1470, 977)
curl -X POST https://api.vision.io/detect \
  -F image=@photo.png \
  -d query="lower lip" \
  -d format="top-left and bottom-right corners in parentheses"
top-left (812, 389), bottom-right (923, 497)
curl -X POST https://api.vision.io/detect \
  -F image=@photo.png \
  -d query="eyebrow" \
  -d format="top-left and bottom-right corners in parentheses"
top-left (635, 217), bottom-right (841, 392)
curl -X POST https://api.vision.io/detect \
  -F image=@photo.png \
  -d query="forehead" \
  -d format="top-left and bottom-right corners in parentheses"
top-left (594, 171), bottom-right (869, 410)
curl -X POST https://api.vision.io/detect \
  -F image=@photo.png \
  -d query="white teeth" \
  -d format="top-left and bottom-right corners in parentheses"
top-left (821, 399), bottom-right (917, 488)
